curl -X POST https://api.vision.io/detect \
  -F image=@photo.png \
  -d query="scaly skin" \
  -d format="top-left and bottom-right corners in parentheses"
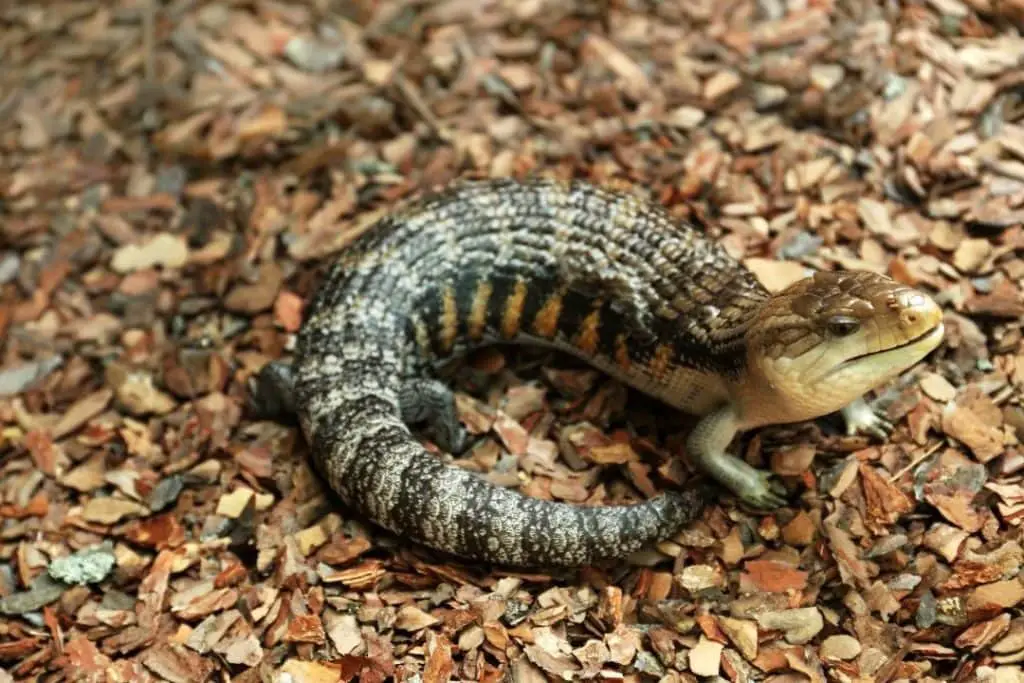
top-left (251, 177), bottom-right (945, 567)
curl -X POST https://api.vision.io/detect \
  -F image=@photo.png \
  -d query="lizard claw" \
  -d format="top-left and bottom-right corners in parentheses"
top-left (436, 423), bottom-right (475, 455)
top-left (735, 470), bottom-right (789, 510)
top-left (841, 399), bottom-right (894, 440)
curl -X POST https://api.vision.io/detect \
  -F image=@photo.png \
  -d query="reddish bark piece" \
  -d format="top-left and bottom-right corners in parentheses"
top-left (125, 514), bottom-right (186, 549)
top-left (741, 560), bottom-right (809, 593)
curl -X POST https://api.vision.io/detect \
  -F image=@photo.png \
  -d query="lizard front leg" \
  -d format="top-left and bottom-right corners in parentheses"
top-left (686, 404), bottom-right (788, 509)
top-left (839, 396), bottom-right (894, 440)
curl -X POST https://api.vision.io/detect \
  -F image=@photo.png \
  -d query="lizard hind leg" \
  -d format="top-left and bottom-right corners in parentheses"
top-left (248, 361), bottom-right (298, 421)
top-left (398, 377), bottom-right (471, 454)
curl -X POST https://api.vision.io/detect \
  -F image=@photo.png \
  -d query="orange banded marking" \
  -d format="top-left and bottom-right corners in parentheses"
top-left (574, 306), bottom-right (602, 356)
top-left (467, 280), bottom-right (493, 341)
top-left (532, 291), bottom-right (564, 339)
top-left (648, 343), bottom-right (674, 379)
top-left (614, 333), bottom-right (631, 371)
top-left (439, 286), bottom-right (458, 352)
top-left (500, 279), bottom-right (529, 339)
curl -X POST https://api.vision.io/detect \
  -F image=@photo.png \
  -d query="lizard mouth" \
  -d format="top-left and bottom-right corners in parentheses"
top-left (835, 323), bottom-right (944, 370)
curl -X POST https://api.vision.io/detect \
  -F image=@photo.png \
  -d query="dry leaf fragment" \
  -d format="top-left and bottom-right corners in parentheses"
top-left (394, 604), bottom-right (438, 632)
top-left (704, 71), bottom-right (742, 101)
top-left (676, 564), bottom-right (726, 593)
top-left (755, 607), bottom-right (823, 644)
top-left (820, 634), bottom-right (861, 660)
top-left (825, 521), bottom-right (871, 588)
top-left (604, 626), bottom-right (638, 666)
top-left (781, 512), bottom-right (816, 546)
top-left (860, 463), bottom-right (915, 531)
top-left (274, 290), bottom-right (305, 332)
top-left (942, 388), bottom-right (1005, 463)
top-left (224, 262), bottom-right (284, 314)
top-left (992, 618), bottom-right (1024, 654)
top-left (492, 412), bottom-right (530, 455)
top-left (956, 613), bottom-right (1011, 652)
top-left (236, 105), bottom-right (288, 141)
top-left (111, 234), bottom-right (189, 273)
top-left (923, 523), bottom-right (970, 562)
top-left (81, 497), bottom-right (150, 525)
top-left (858, 198), bottom-right (893, 235)
top-left (784, 157), bottom-right (835, 192)
top-left (318, 535), bottom-right (372, 566)
top-left (510, 657), bottom-right (548, 683)
top-left (51, 389), bottom-right (114, 440)
top-left (741, 560), bottom-right (809, 593)
top-left (920, 373), bottom-right (957, 402)
top-left (525, 626), bottom-right (581, 676)
top-left (57, 636), bottom-right (114, 680)
top-left (423, 632), bottom-right (454, 683)
top-left (718, 616), bottom-right (758, 661)
top-left (586, 442), bottom-right (637, 465)
top-left (967, 581), bottom-right (1024, 614)
top-left (689, 637), bottom-right (724, 676)
top-left (216, 488), bottom-right (254, 519)
top-left (929, 489), bottom-right (987, 532)
top-left (744, 258), bottom-right (809, 292)
top-left (59, 453), bottom-right (108, 492)
top-left (295, 524), bottom-right (329, 556)
top-left (771, 445), bottom-right (816, 477)
top-left (221, 634), bottom-right (263, 667)
top-left (959, 42), bottom-right (1024, 77)
top-left (186, 611), bottom-right (242, 654)
top-left (665, 106), bottom-right (705, 130)
top-left (942, 561), bottom-right (1005, 590)
top-left (325, 613), bottom-right (364, 656)
top-left (285, 614), bottom-right (326, 645)
top-left (280, 659), bottom-right (344, 683)
top-left (953, 238), bottom-right (994, 274)
top-left (572, 639), bottom-right (610, 678)
top-left (140, 643), bottom-right (217, 683)
top-left (125, 513), bottom-right (187, 549)
top-left (950, 80), bottom-right (997, 114)
top-left (173, 586), bottom-right (239, 622)
top-left (458, 625), bottom-right (485, 652)
top-left (580, 34), bottom-right (649, 92)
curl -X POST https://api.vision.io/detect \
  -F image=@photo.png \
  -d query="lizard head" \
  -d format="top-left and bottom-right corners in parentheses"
top-left (741, 270), bottom-right (944, 426)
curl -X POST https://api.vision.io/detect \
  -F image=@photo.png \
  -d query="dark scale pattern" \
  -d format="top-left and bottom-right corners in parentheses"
top-left (291, 178), bottom-right (773, 566)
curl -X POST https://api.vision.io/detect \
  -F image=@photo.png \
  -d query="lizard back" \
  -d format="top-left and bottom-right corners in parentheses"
top-left (290, 178), bottom-right (770, 566)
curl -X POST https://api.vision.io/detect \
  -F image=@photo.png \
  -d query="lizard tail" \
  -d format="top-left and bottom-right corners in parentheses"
top-left (297, 366), bottom-right (707, 567)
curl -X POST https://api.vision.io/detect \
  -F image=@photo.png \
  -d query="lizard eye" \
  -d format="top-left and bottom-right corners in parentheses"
top-left (827, 316), bottom-right (860, 337)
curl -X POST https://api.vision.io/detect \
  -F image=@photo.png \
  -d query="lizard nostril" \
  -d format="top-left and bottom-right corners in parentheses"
top-left (900, 310), bottom-right (920, 327)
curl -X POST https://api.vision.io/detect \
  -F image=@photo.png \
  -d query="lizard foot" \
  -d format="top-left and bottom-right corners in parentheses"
top-left (399, 378), bottom-right (471, 454)
top-left (840, 397), bottom-right (894, 440)
top-left (248, 361), bottom-right (297, 421)
top-left (734, 470), bottom-right (789, 510)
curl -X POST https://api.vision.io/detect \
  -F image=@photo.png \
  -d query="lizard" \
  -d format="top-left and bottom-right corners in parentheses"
top-left (250, 177), bottom-right (945, 567)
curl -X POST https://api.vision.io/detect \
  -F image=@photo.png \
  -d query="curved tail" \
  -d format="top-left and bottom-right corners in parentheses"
top-left (296, 368), bottom-right (706, 567)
